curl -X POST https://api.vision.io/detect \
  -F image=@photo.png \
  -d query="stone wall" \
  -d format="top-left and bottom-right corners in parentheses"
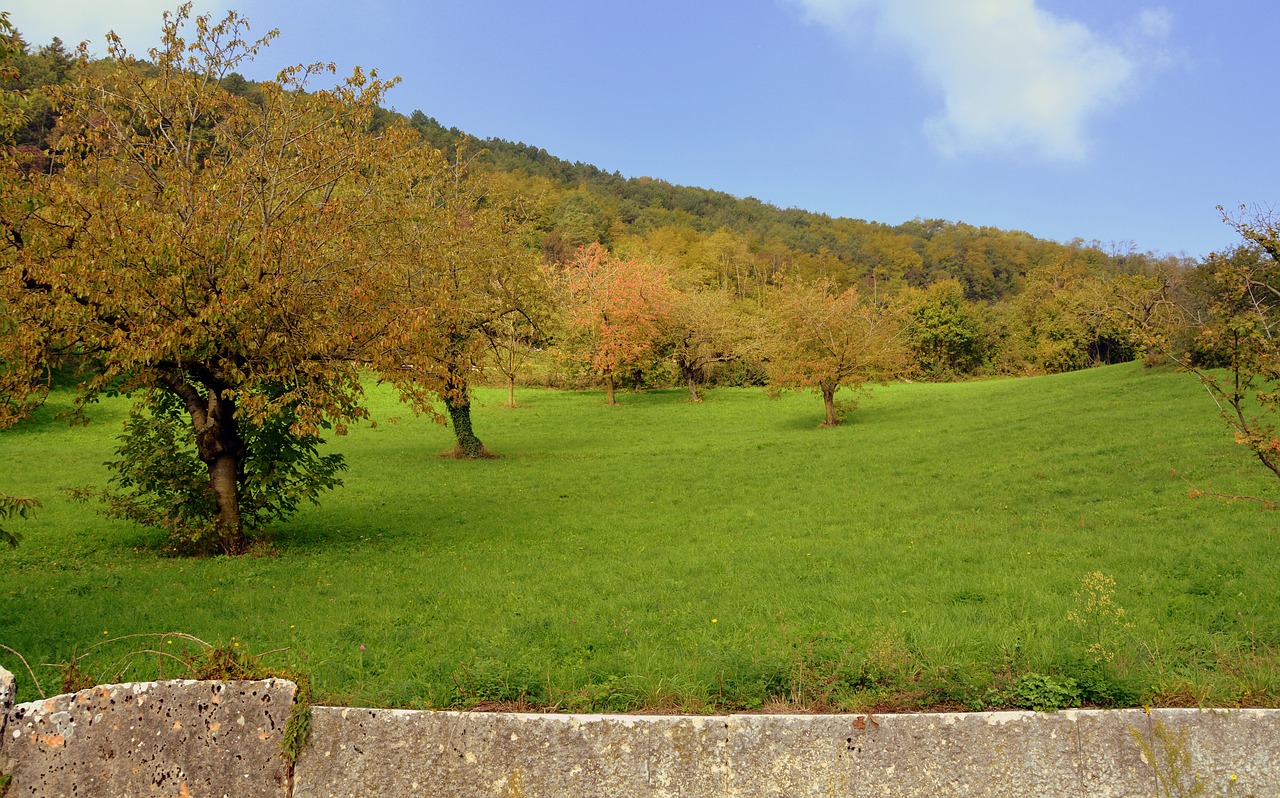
top-left (2, 666), bottom-right (1277, 797)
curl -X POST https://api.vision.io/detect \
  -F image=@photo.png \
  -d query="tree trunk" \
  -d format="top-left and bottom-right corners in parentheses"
top-left (163, 374), bottom-right (248, 554)
top-left (208, 453), bottom-right (245, 554)
top-left (681, 360), bottom-right (702, 402)
top-left (821, 382), bottom-right (840, 427)
top-left (507, 376), bottom-right (517, 408)
top-left (446, 397), bottom-right (487, 457)
top-left (605, 373), bottom-right (617, 405)
top-left (441, 352), bottom-right (489, 457)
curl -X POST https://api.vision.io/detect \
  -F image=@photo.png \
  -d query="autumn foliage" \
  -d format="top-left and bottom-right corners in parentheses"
top-left (4, 5), bottom-right (1260, 554)
top-left (560, 243), bottom-right (675, 404)
top-left (766, 280), bottom-right (907, 426)
top-left (0, 8), bottom-right (466, 551)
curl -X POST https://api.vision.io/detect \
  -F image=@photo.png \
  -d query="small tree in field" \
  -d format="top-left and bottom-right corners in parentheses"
top-left (0, 7), bottom-right (433, 553)
top-left (662, 288), bottom-right (758, 401)
top-left (765, 280), bottom-right (906, 426)
top-left (1181, 208), bottom-right (1280, 488)
top-left (484, 309), bottom-right (543, 408)
top-left (559, 243), bottom-right (675, 404)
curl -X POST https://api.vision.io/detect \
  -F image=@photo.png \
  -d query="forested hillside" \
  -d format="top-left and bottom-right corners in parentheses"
top-left (401, 109), bottom-right (1202, 379)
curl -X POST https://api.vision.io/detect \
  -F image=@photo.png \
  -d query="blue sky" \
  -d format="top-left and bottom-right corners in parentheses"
top-left (11, 1), bottom-right (1279, 259)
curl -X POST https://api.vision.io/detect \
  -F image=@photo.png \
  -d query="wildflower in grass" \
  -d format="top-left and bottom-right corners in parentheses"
top-left (359, 645), bottom-right (366, 651)
top-left (1066, 571), bottom-right (1133, 663)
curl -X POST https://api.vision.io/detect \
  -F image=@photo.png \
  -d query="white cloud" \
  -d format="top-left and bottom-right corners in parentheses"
top-left (786, 0), bottom-right (1170, 161)
top-left (9, 2), bottom-right (231, 57)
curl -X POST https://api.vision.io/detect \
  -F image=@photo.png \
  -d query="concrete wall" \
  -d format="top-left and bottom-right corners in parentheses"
top-left (0, 670), bottom-right (296, 797)
top-left (2, 667), bottom-right (1277, 797)
top-left (293, 706), bottom-right (1278, 797)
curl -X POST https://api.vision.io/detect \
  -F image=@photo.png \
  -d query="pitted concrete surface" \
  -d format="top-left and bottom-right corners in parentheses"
top-left (724, 710), bottom-right (1146, 796)
top-left (292, 706), bottom-right (1280, 797)
top-left (293, 708), bottom-right (731, 798)
top-left (0, 675), bottom-right (296, 797)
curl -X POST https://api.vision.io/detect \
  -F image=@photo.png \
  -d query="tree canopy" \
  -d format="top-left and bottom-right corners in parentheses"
top-left (765, 280), bottom-right (907, 426)
top-left (0, 6), bottom-right (500, 551)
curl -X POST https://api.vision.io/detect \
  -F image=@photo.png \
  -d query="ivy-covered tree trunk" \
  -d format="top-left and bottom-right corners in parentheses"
top-left (443, 361), bottom-right (487, 458)
top-left (821, 382), bottom-right (839, 427)
top-left (446, 396), bottom-right (486, 458)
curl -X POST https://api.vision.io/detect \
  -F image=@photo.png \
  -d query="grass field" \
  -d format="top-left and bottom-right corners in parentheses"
top-left (2, 362), bottom-right (1279, 712)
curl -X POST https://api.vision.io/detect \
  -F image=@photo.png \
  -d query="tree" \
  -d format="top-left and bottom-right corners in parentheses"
top-left (543, 189), bottom-right (611, 262)
top-left (1174, 208), bottom-right (1280, 486)
top-left (484, 311), bottom-right (539, 408)
top-left (661, 288), bottom-right (757, 401)
top-left (765, 280), bottom-right (906, 426)
top-left (1, 7), bottom-right (430, 553)
top-left (896, 278), bottom-right (989, 379)
top-left (559, 243), bottom-right (674, 404)
top-left (376, 149), bottom-right (547, 456)
top-left (687, 228), bottom-right (752, 296)
top-left (0, 9), bottom-right (42, 547)
top-left (1008, 255), bottom-right (1136, 375)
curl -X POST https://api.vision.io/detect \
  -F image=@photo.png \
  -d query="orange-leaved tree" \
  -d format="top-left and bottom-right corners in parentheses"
top-left (559, 243), bottom-right (675, 404)
top-left (765, 279), bottom-right (907, 426)
top-left (0, 7), bottom-right (435, 553)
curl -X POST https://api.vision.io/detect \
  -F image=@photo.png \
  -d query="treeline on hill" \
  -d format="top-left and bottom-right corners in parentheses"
top-left (3, 22), bottom-right (1196, 389)
top-left (3, 9), bottom-right (1275, 555)
top-left (407, 116), bottom-right (1203, 385)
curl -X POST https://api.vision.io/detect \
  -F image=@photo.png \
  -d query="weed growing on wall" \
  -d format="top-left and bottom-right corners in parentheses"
top-left (1130, 717), bottom-right (1254, 798)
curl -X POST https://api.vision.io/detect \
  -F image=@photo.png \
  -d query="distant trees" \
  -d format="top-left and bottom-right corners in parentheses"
top-left (544, 190), bottom-right (612, 262)
top-left (897, 279), bottom-right (990, 379)
top-left (765, 281), bottom-right (907, 426)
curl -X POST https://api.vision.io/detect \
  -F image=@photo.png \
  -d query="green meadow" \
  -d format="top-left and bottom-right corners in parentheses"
top-left (2, 362), bottom-right (1279, 712)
